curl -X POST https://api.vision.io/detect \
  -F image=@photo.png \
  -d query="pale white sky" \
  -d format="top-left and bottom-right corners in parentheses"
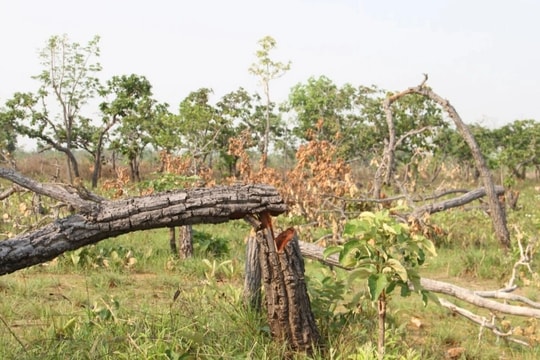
top-left (1, 0), bottom-right (539, 129)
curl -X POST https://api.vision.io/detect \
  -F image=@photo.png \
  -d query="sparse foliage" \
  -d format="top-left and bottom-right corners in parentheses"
top-left (249, 35), bottom-right (291, 167)
top-left (5, 34), bottom-right (102, 183)
top-left (325, 211), bottom-right (437, 358)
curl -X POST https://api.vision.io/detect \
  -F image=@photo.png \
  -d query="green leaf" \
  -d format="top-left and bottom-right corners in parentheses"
top-left (341, 252), bottom-right (359, 268)
top-left (421, 290), bottom-right (440, 306)
top-left (348, 267), bottom-right (375, 282)
top-left (323, 245), bottom-right (342, 259)
top-left (383, 223), bottom-right (397, 235)
top-left (344, 219), bottom-right (367, 236)
top-left (368, 274), bottom-right (389, 301)
top-left (386, 281), bottom-right (397, 295)
top-left (386, 258), bottom-right (408, 281)
top-left (408, 269), bottom-right (422, 291)
top-left (400, 282), bottom-right (411, 297)
top-left (419, 236), bottom-right (438, 257)
top-left (339, 239), bottom-right (363, 266)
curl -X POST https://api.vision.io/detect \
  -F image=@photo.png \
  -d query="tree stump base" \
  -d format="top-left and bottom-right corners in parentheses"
top-left (256, 225), bottom-right (320, 353)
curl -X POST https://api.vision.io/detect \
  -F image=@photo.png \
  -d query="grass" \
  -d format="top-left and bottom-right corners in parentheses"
top-left (1, 180), bottom-right (540, 358)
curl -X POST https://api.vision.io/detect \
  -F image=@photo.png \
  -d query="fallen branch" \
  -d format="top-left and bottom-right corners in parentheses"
top-left (437, 298), bottom-right (529, 347)
top-left (0, 168), bottom-right (287, 275)
top-left (0, 185), bottom-right (24, 200)
top-left (419, 278), bottom-right (540, 318)
top-left (297, 241), bottom-right (540, 319)
top-left (411, 186), bottom-right (505, 217)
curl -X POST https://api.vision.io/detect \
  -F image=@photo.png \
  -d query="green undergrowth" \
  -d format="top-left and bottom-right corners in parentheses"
top-left (1, 182), bottom-right (540, 359)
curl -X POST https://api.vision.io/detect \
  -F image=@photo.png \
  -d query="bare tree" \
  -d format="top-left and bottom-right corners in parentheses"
top-left (373, 76), bottom-right (510, 249)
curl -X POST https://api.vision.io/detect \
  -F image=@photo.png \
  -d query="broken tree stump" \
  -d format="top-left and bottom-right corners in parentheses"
top-left (252, 218), bottom-right (320, 353)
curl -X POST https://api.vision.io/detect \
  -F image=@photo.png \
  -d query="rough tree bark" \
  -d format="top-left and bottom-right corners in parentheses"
top-left (168, 226), bottom-right (194, 259)
top-left (169, 227), bottom-right (177, 254)
top-left (243, 233), bottom-right (262, 310)
top-left (0, 168), bottom-right (287, 275)
top-left (373, 77), bottom-right (510, 249)
top-left (252, 219), bottom-right (320, 353)
top-left (179, 225), bottom-right (194, 259)
top-left (1, 168), bottom-right (320, 353)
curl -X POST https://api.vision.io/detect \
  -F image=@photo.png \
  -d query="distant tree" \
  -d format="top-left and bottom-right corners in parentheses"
top-left (495, 119), bottom-right (540, 179)
top-left (150, 108), bottom-right (180, 157)
top-left (288, 77), bottom-right (444, 168)
top-left (108, 75), bottom-right (165, 182)
top-left (433, 124), bottom-right (498, 180)
top-left (216, 87), bottom-right (269, 173)
top-left (0, 108), bottom-right (17, 154)
top-left (5, 34), bottom-right (102, 183)
top-left (175, 88), bottom-right (227, 173)
top-left (287, 76), bottom-right (364, 159)
top-left (249, 36), bottom-right (291, 167)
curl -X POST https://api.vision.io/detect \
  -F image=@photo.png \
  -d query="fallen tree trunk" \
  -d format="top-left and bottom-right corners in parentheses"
top-left (0, 175), bottom-right (287, 275)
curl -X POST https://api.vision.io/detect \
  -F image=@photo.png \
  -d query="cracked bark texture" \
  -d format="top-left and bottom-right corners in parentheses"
top-left (256, 228), bottom-right (320, 353)
top-left (0, 184), bottom-right (287, 275)
top-left (243, 233), bottom-right (262, 310)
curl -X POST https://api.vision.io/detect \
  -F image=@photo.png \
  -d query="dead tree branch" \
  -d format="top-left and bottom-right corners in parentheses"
top-left (373, 77), bottom-right (510, 248)
top-left (0, 185), bottom-right (24, 200)
top-left (0, 167), bottom-right (101, 211)
top-left (411, 186), bottom-right (505, 217)
top-left (437, 298), bottom-right (530, 347)
top-left (0, 168), bottom-right (287, 275)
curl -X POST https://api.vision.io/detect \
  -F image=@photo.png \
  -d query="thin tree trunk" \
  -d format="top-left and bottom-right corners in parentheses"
top-left (377, 293), bottom-right (386, 360)
top-left (179, 225), bottom-right (193, 259)
top-left (243, 234), bottom-right (262, 310)
top-left (373, 78), bottom-right (510, 249)
top-left (169, 227), bottom-right (177, 255)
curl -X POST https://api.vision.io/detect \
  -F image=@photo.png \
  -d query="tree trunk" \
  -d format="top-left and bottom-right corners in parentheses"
top-left (243, 233), bottom-right (262, 310)
top-left (255, 226), bottom-right (320, 353)
top-left (129, 156), bottom-right (141, 182)
top-left (91, 134), bottom-right (105, 188)
top-left (0, 169), bottom-right (287, 275)
top-left (377, 293), bottom-right (386, 360)
top-left (373, 79), bottom-right (510, 249)
top-left (169, 227), bottom-right (177, 254)
top-left (179, 225), bottom-right (194, 259)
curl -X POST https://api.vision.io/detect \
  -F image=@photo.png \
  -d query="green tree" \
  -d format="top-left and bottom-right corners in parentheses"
top-left (325, 211), bottom-right (437, 359)
top-left (249, 35), bottom-right (291, 167)
top-left (175, 88), bottom-right (227, 173)
top-left (216, 87), bottom-right (267, 174)
top-left (495, 119), bottom-right (540, 179)
top-left (0, 108), bottom-right (17, 154)
top-left (287, 76), bottom-right (364, 158)
top-left (108, 74), bottom-right (164, 182)
top-left (216, 88), bottom-right (252, 175)
top-left (6, 34), bottom-right (102, 183)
